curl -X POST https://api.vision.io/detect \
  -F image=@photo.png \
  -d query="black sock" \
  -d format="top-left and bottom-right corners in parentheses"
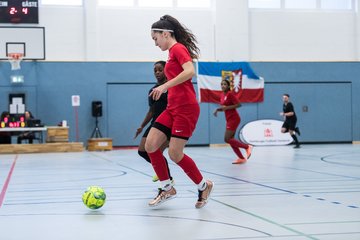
top-left (291, 134), bottom-right (299, 145)
top-left (138, 150), bottom-right (151, 163)
top-left (164, 157), bottom-right (173, 181)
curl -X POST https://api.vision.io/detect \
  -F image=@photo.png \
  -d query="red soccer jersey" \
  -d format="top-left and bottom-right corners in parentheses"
top-left (165, 43), bottom-right (198, 109)
top-left (220, 91), bottom-right (240, 123)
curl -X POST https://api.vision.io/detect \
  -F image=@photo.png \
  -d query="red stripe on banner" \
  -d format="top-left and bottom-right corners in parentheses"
top-left (0, 155), bottom-right (18, 208)
top-left (200, 88), bottom-right (264, 103)
top-left (235, 89), bottom-right (264, 103)
top-left (200, 89), bottom-right (222, 103)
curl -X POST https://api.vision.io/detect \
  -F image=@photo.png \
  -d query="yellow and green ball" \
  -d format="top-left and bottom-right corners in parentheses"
top-left (82, 186), bottom-right (106, 209)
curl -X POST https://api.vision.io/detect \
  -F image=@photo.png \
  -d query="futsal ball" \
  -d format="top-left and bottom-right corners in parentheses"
top-left (82, 186), bottom-right (106, 209)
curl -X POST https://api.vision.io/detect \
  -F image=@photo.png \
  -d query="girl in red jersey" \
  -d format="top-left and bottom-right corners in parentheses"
top-left (145, 15), bottom-right (213, 208)
top-left (213, 79), bottom-right (253, 164)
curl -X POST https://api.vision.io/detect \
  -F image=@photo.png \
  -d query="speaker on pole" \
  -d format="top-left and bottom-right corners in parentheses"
top-left (92, 101), bottom-right (102, 117)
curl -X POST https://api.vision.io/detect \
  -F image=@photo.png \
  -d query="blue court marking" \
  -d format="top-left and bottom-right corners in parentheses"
top-left (90, 152), bottom-right (156, 178)
top-left (0, 212), bottom-right (273, 237)
top-left (201, 170), bottom-right (298, 194)
top-left (201, 170), bottom-right (297, 194)
top-left (4, 197), bottom-right (148, 206)
top-left (200, 170), bottom-right (359, 209)
top-left (4, 200), bottom-right (82, 206)
top-left (210, 198), bottom-right (319, 240)
top-left (286, 220), bottom-right (360, 225)
top-left (89, 152), bottom-right (360, 210)
top-left (249, 160), bottom-right (360, 180)
top-left (320, 153), bottom-right (360, 167)
top-left (6, 170), bottom-right (126, 185)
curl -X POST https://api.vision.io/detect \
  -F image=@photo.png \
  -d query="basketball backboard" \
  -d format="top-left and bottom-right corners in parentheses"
top-left (0, 26), bottom-right (45, 60)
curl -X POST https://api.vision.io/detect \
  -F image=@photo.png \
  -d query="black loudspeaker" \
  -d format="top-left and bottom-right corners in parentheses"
top-left (92, 101), bottom-right (102, 117)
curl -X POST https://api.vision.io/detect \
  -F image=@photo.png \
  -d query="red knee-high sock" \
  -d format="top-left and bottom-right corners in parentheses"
top-left (230, 146), bottom-right (245, 159)
top-left (228, 138), bottom-right (248, 149)
top-left (177, 154), bottom-right (203, 185)
top-left (148, 149), bottom-right (170, 181)
top-left (228, 138), bottom-right (247, 159)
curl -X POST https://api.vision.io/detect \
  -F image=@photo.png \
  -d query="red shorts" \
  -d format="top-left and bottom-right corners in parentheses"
top-left (226, 117), bottom-right (240, 131)
top-left (156, 104), bottom-right (200, 139)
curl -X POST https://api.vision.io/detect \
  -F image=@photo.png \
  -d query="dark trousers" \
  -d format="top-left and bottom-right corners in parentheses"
top-left (17, 133), bottom-right (35, 144)
top-left (0, 136), bottom-right (11, 144)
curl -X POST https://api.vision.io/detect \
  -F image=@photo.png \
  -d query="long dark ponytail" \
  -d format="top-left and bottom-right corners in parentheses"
top-left (151, 15), bottom-right (200, 59)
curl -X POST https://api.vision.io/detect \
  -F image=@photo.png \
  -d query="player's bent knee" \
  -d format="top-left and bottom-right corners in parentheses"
top-left (168, 148), bottom-right (182, 163)
top-left (145, 141), bottom-right (156, 153)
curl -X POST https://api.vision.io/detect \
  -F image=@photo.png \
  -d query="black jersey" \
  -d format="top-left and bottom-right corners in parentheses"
top-left (148, 84), bottom-right (168, 123)
top-left (283, 102), bottom-right (297, 121)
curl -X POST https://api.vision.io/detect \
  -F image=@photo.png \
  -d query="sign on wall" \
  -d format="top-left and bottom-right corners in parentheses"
top-left (239, 119), bottom-right (293, 146)
top-left (72, 95), bottom-right (80, 107)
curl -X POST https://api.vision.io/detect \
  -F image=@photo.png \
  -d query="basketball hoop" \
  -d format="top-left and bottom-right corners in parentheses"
top-left (7, 53), bottom-right (24, 70)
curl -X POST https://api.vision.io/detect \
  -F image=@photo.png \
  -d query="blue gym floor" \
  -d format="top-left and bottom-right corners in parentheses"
top-left (0, 144), bottom-right (359, 240)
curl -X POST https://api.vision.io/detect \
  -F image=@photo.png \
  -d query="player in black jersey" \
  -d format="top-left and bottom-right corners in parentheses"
top-left (280, 94), bottom-right (301, 148)
top-left (134, 61), bottom-right (173, 182)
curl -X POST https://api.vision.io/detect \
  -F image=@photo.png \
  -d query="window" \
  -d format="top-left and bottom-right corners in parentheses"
top-left (249, 0), bottom-right (355, 10)
top-left (248, 0), bottom-right (281, 9)
top-left (98, 0), bottom-right (212, 8)
top-left (98, 0), bottom-right (133, 7)
top-left (321, 0), bottom-right (352, 10)
top-left (138, 0), bottom-right (172, 7)
top-left (41, 0), bottom-right (82, 6)
top-left (177, 0), bottom-right (211, 8)
top-left (285, 0), bottom-right (316, 9)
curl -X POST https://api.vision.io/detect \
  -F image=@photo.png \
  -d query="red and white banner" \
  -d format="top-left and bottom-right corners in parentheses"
top-left (239, 119), bottom-right (293, 146)
top-left (197, 62), bottom-right (264, 103)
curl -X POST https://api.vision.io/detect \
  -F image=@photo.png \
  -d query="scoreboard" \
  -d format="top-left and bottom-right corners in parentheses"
top-left (0, 0), bottom-right (39, 24)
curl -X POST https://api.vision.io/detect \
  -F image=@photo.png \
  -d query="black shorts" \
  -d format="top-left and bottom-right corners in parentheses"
top-left (152, 122), bottom-right (172, 141)
top-left (282, 119), bottom-right (297, 131)
top-left (142, 125), bottom-right (152, 138)
top-left (143, 122), bottom-right (172, 141)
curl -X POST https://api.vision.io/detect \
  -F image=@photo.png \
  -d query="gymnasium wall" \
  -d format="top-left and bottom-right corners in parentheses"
top-left (0, 0), bottom-right (357, 61)
top-left (0, 61), bottom-right (359, 145)
top-left (0, 0), bottom-right (359, 145)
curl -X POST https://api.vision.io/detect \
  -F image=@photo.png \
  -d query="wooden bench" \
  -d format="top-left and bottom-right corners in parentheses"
top-left (0, 142), bottom-right (84, 154)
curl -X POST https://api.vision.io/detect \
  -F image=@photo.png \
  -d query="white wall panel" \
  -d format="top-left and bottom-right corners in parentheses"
top-left (29, 0), bottom-right (360, 61)
top-left (249, 11), bottom-right (356, 61)
top-left (215, 0), bottom-right (249, 61)
top-left (96, 9), bottom-right (214, 61)
top-left (39, 7), bottom-right (84, 61)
